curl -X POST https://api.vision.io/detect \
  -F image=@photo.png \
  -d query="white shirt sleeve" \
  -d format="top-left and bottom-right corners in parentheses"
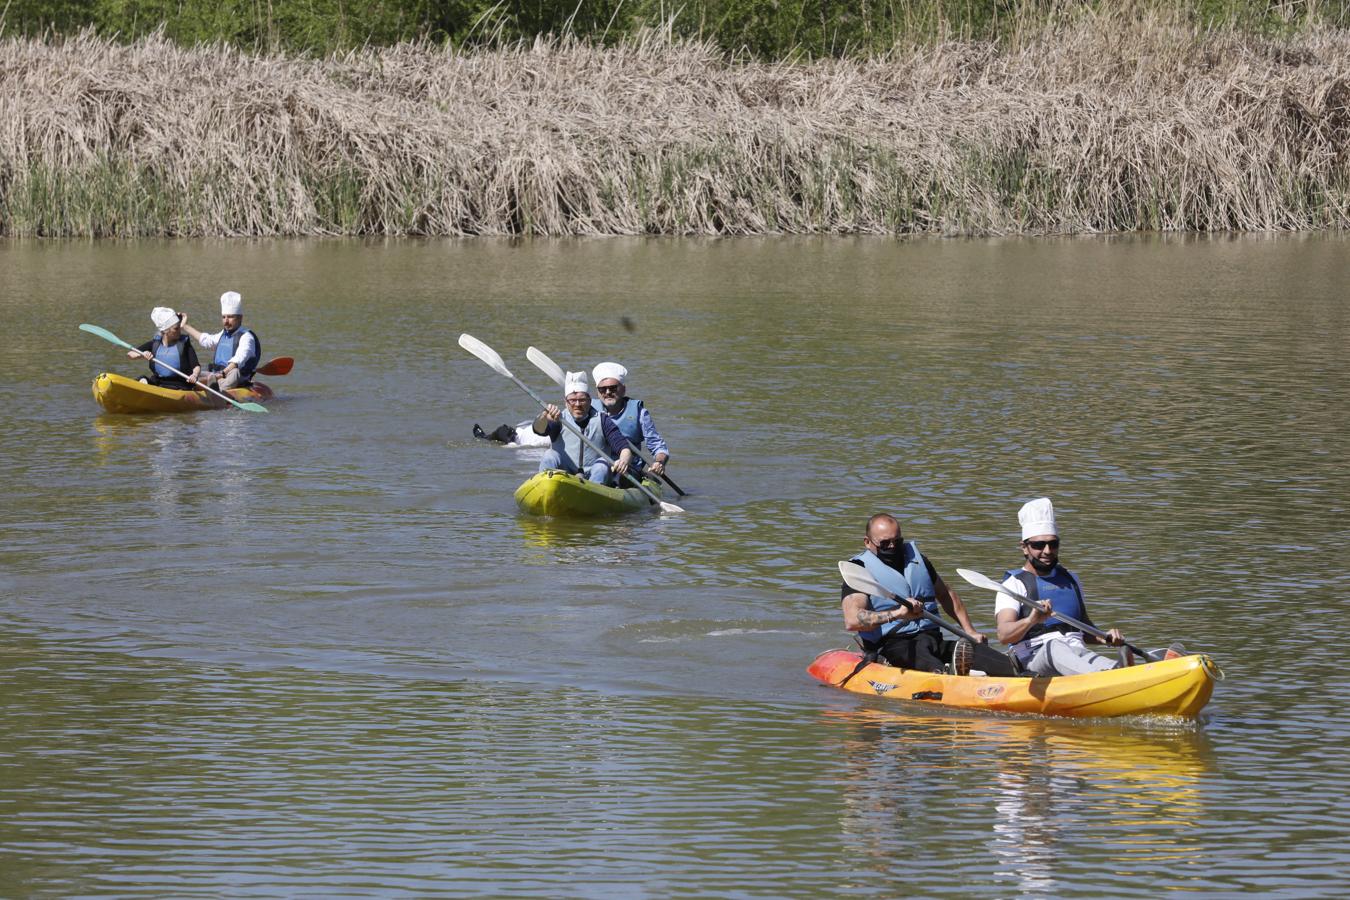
top-left (228, 331), bottom-right (256, 367)
top-left (197, 329), bottom-right (223, 349)
top-left (996, 574), bottom-right (1028, 617)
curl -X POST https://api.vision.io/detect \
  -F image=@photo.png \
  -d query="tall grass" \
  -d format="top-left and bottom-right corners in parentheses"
top-left (3, 8), bottom-right (1350, 237)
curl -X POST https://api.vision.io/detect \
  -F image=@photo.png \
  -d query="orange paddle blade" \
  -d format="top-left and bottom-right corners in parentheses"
top-left (256, 357), bottom-right (293, 376)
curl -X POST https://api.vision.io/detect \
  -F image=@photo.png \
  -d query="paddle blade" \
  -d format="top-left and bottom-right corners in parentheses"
top-left (233, 401), bottom-right (269, 414)
top-left (80, 323), bottom-right (135, 351)
top-left (838, 561), bottom-right (888, 598)
top-left (658, 500), bottom-right (685, 514)
top-left (955, 567), bottom-right (1010, 595)
top-left (459, 333), bottom-right (514, 378)
top-left (526, 346), bottom-right (566, 386)
top-left (255, 356), bottom-right (294, 376)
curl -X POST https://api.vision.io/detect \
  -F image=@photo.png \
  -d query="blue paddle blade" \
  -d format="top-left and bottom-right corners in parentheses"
top-left (79, 323), bottom-right (136, 351)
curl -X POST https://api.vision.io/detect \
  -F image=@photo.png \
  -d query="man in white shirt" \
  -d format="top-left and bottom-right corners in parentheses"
top-left (994, 497), bottom-right (1126, 676)
top-left (182, 291), bottom-right (261, 391)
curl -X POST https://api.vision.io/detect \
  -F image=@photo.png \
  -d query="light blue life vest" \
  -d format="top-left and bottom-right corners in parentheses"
top-left (606, 398), bottom-right (645, 447)
top-left (555, 407), bottom-right (608, 470)
top-left (211, 326), bottom-right (260, 379)
top-left (151, 336), bottom-right (186, 380)
top-left (854, 543), bottom-right (940, 646)
top-left (1003, 566), bottom-right (1086, 638)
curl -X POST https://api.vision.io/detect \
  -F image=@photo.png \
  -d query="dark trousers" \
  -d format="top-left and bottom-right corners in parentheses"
top-left (876, 630), bottom-right (946, 672)
top-left (874, 632), bottom-right (1023, 676)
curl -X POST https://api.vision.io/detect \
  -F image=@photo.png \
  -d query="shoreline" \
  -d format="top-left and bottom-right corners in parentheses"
top-left (3, 17), bottom-right (1349, 238)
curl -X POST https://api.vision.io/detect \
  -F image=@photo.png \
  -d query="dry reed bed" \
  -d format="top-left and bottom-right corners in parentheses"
top-left (2, 18), bottom-right (1349, 236)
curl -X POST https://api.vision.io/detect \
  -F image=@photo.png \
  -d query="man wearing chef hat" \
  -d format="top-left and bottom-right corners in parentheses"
top-left (591, 361), bottom-right (671, 478)
top-left (532, 369), bottom-right (635, 485)
top-left (181, 290), bottom-right (261, 391)
top-left (994, 497), bottom-right (1128, 675)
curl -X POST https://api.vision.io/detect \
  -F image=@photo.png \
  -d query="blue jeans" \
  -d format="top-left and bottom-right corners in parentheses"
top-left (539, 449), bottom-right (612, 485)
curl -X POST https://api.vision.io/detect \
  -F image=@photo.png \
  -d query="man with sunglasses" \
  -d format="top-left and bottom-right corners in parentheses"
top-left (532, 370), bottom-right (634, 485)
top-left (840, 513), bottom-right (986, 673)
top-left (591, 362), bottom-right (670, 478)
top-left (995, 497), bottom-right (1126, 676)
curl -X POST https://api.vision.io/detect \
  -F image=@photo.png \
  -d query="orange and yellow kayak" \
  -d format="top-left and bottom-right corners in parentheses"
top-left (807, 649), bottom-right (1219, 719)
top-left (92, 372), bottom-right (273, 414)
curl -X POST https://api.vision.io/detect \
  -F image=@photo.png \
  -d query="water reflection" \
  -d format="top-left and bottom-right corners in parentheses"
top-left (823, 707), bottom-right (1213, 893)
top-left (90, 412), bottom-right (262, 521)
top-left (3, 234), bottom-right (1348, 896)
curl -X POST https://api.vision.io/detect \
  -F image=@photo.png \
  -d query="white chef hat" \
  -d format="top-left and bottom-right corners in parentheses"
top-left (564, 370), bottom-right (589, 396)
top-left (1019, 497), bottom-right (1058, 540)
top-left (220, 291), bottom-right (243, 315)
top-left (592, 361), bottom-right (627, 385)
top-left (151, 306), bottom-right (179, 332)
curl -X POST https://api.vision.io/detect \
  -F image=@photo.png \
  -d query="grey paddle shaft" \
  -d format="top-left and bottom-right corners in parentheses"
top-left (838, 561), bottom-right (982, 645)
top-left (457, 334), bottom-right (682, 513)
top-left (954, 568), bottom-right (1160, 662)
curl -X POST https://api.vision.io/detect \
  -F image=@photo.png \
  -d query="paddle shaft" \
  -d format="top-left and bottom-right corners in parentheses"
top-left (80, 324), bottom-right (267, 414)
top-left (955, 568), bottom-right (1160, 662)
top-left (458, 335), bottom-right (671, 509)
top-left (838, 562), bottom-right (983, 645)
top-left (525, 346), bottom-right (686, 497)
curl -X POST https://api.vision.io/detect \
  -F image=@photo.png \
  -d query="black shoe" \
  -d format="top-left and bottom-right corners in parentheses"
top-left (952, 639), bottom-right (975, 676)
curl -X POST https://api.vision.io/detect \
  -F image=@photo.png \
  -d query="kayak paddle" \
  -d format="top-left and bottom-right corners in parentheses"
top-left (255, 356), bottom-right (294, 376)
top-left (839, 561), bottom-right (984, 645)
top-left (458, 333), bottom-right (683, 514)
top-left (525, 345), bottom-right (686, 496)
top-left (80, 323), bottom-right (269, 414)
top-left (954, 567), bottom-right (1161, 662)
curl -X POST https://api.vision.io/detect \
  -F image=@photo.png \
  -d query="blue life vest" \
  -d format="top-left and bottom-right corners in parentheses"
top-left (607, 398), bottom-right (645, 447)
top-left (150, 336), bottom-right (186, 380)
top-left (853, 543), bottom-right (940, 646)
top-left (1003, 566), bottom-right (1087, 638)
top-left (605, 398), bottom-right (647, 471)
top-left (211, 326), bottom-right (260, 379)
top-left (555, 407), bottom-right (608, 469)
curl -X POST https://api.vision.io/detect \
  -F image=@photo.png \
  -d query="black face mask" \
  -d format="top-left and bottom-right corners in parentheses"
top-left (875, 544), bottom-right (903, 567)
top-left (1028, 557), bottom-right (1055, 575)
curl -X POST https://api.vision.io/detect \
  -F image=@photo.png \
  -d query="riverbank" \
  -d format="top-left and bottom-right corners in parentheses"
top-left (3, 13), bottom-right (1349, 237)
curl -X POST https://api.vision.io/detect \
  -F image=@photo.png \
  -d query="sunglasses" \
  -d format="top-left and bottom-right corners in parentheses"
top-left (597, 385), bottom-right (621, 395)
top-left (871, 537), bottom-right (902, 552)
top-left (1025, 539), bottom-right (1060, 550)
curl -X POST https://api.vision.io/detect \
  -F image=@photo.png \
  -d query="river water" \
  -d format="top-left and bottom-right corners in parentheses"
top-left (1, 234), bottom-right (1347, 897)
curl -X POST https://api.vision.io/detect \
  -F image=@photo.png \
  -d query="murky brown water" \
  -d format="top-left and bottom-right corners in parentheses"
top-left (1, 234), bottom-right (1347, 896)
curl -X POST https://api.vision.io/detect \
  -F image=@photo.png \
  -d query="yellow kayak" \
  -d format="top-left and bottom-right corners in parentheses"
top-left (807, 649), bottom-right (1220, 719)
top-left (514, 469), bottom-right (662, 517)
top-left (92, 372), bottom-right (273, 414)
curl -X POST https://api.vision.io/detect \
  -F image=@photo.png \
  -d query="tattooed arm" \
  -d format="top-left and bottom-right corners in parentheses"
top-left (842, 591), bottom-right (915, 633)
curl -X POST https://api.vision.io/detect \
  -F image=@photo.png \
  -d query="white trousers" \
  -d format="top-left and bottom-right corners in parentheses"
top-left (1027, 633), bottom-right (1120, 676)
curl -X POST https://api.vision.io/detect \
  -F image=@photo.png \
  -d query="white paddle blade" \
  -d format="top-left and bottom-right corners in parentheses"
top-left (458, 333), bottom-right (513, 378)
top-left (658, 500), bottom-right (685, 514)
top-left (526, 346), bottom-right (566, 386)
top-left (838, 561), bottom-right (887, 597)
